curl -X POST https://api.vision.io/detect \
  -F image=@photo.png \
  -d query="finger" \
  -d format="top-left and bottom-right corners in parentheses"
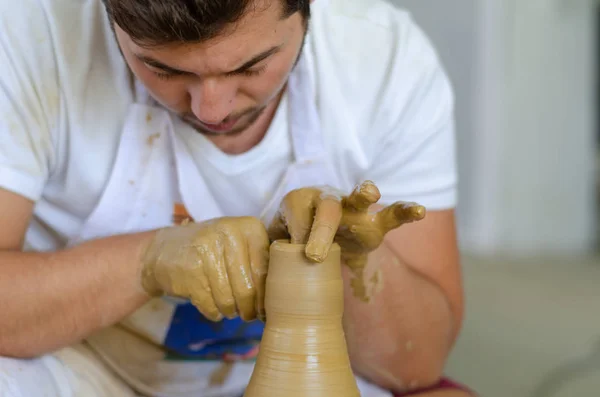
top-left (202, 235), bottom-right (237, 319)
top-left (222, 225), bottom-right (257, 322)
top-left (191, 297), bottom-right (223, 322)
top-left (281, 189), bottom-right (320, 245)
top-left (242, 220), bottom-right (269, 322)
top-left (181, 248), bottom-right (222, 322)
top-left (344, 181), bottom-right (381, 212)
top-left (376, 201), bottom-right (426, 233)
top-left (306, 193), bottom-right (343, 262)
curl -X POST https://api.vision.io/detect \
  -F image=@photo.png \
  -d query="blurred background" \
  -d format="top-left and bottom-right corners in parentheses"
top-left (391, 0), bottom-right (600, 396)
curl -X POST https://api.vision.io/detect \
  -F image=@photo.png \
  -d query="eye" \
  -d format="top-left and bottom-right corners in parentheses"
top-left (153, 71), bottom-right (177, 80)
top-left (234, 65), bottom-right (267, 78)
top-left (144, 63), bottom-right (188, 80)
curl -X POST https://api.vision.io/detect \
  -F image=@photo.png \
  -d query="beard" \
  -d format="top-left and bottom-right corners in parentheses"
top-left (179, 104), bottom-right (269, 137)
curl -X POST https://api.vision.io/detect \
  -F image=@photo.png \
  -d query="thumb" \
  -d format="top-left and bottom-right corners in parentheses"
top-left (376, 202), bottom-right (426, 233)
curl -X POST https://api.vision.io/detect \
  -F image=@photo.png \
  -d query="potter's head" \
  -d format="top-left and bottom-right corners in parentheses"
top-left (105, 0), bottom-right (310, 136)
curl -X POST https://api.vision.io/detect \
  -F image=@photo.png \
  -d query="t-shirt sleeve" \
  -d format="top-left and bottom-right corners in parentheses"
top-left (366, 15), bottom-right (458, 210)
top-left (0, 2), bottom-right (58, 201)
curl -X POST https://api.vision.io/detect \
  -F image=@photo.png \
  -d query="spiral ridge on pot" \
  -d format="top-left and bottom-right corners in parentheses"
top-left (243, 241), bottom-right (361, 397)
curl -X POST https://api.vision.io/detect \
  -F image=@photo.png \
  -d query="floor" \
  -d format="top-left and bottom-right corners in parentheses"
top-left (445, 253), bottom-right (600, 397)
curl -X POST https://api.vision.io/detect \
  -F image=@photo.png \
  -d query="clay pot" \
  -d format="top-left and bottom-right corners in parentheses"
top-left (244, 240), bottom-right (361, 397)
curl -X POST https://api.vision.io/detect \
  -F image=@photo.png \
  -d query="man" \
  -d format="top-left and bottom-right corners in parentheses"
top-left (0, 0), bottom-right (469, 396)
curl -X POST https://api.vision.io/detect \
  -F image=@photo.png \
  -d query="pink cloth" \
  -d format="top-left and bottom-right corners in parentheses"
top-left (394, 378), bottom-right (475, 396)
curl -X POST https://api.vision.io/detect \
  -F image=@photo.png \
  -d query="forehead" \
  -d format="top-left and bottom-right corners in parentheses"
top-left (120, 0), bottom-right (297, 71)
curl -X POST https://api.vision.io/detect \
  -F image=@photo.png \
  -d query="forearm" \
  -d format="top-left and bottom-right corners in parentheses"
top-left (0, 231), bottom-right (155, 358)
top-left (342, 242), bottom-right (458, 393)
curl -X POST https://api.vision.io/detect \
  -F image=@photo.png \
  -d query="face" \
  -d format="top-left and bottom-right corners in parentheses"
top-left (115, 1), bottom-right (307, 136)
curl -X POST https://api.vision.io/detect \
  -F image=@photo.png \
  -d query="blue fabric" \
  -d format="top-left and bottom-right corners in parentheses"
top-left (164, 302), bottom-right (264, 359)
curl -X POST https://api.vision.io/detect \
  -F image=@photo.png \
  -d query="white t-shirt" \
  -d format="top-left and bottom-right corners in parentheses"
top-left (0, 0), bottom-right (457, 394)
top-left (0, 0), bottom-right (456, 253)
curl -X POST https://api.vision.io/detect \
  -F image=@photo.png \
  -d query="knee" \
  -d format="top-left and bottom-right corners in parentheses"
top-left (0, 355), bottom-right (60, 397)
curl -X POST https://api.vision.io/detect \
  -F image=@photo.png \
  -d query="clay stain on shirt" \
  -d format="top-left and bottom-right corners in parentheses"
top-left (147, 133), bottom-right (160, 146)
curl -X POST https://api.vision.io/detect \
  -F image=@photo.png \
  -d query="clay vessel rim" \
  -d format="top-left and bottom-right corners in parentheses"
top-left (270, 240), bottom-right (341, 253)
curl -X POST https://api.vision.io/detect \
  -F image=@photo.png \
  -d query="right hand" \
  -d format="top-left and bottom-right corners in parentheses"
top-left (140, 217), bottom-right (269, 322)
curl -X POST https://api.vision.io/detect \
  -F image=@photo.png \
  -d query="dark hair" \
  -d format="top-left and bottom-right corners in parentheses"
top-left (102, 0), bottom-right (311, 46)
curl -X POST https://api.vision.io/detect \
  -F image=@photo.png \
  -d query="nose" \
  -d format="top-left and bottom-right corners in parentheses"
top-left (189, 77), bottom-right (237, 125)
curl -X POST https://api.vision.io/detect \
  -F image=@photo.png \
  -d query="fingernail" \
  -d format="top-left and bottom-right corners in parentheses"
top-left (210, 314), bottom-right (224, 322)
top-left (306, 241), bottom-right (326, 262)
top-left (306, 225), bottom-right (335, 262)
top-left (413, 206), bottom-right (426, 219)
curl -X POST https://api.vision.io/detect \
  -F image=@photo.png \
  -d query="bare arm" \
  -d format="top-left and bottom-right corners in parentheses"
top-left (342, 209), bottom-right (463, 393)
top-left (0, 188), bottom-right (270, 359)
top-left (0, 188), bottom-right (154, 358)
top-left (268, 183), bottom-right (463, 393)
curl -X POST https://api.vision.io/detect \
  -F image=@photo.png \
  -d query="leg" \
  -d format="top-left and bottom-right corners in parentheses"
top-left (0, 344), bottom-right (137, 397)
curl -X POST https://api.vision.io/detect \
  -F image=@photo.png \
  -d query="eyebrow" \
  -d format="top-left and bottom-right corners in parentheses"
top-left (135, 45), bottom-right (282, 76)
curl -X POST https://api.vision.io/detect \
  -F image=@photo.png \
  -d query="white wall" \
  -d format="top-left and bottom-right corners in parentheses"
top-left (499, 0), bottom-right (597, 255)
top-left (393, 0), bottom-right (598, 257)
top-left (391, 0), bottom-right (484, 250)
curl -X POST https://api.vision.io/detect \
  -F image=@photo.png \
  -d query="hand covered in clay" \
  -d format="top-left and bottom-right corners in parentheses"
top-left (141, 217), bottom-right (269, 322)
top-left (268, 181), bottom-right (426, 299)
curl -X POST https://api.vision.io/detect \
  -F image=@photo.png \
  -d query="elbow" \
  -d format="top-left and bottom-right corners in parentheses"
top-left (0, 348), bottom-right (34, 360)
top-left (394, 354), bottom-right (447, 393)
top-left (0, 330), bottom-right (56, 359)
top-left (351, 346), bottom-right (449, 394)
top-left (0, 342), bottom-right (45, 360)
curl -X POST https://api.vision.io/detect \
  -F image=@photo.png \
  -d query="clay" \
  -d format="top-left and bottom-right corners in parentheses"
top-left (268, 181), bottom-right (426, 301)
top-left (371, 268), bottom-right (383, 295)
top-left (268, 186), bottom-right (343, 259)
top-left (141, 217), bottom-right (269, 322)
top-left (146, 132), bottom-right (160, 146)
top-left (243, 241), bottom-right (361, 397)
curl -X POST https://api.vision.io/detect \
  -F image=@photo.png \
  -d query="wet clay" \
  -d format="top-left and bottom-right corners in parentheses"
top-left (141, 217), bottom-right (269, 322)
top-left (339, 182), bottom-right (426, 301)
top-left (244, 241), bottom-right (361, 397)
top-left (268, 181), bottom-right (426, 302)
top-left (267, 186), bottom-right (343, 259)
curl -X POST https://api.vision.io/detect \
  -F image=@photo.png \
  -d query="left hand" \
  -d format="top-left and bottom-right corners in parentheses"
top-left (268, 181), bottom-right (426, 297)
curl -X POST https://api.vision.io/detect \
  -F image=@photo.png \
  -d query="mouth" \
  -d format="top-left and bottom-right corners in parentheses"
top-left (183, 115), bottom-right (242, 134)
